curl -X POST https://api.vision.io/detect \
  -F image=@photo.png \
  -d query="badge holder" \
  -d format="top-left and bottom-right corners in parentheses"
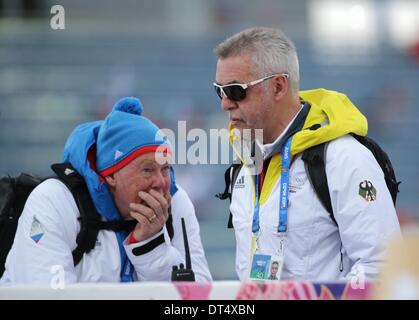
top-left (249, 232), bottom-right (284, 281)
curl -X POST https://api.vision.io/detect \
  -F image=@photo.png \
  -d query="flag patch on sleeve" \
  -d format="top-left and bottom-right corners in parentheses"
top-left (30, 216), bottom-right (44, 243)
top-left (358, 180), bottom-right (377, 202)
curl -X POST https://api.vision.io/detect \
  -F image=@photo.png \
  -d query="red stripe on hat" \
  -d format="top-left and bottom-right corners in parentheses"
top-left (87, 145), bottom-right (105, 183)
top-left (100, 145), bottom-right (171, 177)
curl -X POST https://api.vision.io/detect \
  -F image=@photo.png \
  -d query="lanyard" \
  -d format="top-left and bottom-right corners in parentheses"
top-left (116, 231), bottom-right (135, 282)
top-left (121, 258), bottom-right (134, 282)
top-left (251, 137), bottom-right (292, 234)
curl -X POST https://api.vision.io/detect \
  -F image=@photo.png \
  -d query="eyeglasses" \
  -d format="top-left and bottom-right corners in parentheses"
top-left (213, 73), bottom-right (289, 102)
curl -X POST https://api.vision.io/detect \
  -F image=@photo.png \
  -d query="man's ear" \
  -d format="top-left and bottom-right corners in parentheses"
top-left (104, 174), bottom-right (116, 187)
top-left (273, 75), bottom-right (287, 99)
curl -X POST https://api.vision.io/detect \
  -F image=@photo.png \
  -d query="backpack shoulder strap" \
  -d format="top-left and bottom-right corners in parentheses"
top-left (350, 134), bottom-right (400, 205)
top-left (215, 163), bottom-right (242, 229)
top-left (51, 163), bottom-right (102, 266)
top-left (166, 207), bottom-right (174, 240)
top-left (301, 143), bottom-right (337, 225)
top-left (215, 163), bottom-right (242, 201)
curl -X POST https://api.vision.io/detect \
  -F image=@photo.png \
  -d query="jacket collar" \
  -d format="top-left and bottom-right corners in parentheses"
top-left (261, 102), bottom-right (311, 159)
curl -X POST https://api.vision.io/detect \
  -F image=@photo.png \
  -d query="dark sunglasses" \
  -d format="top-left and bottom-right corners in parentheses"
top-left (213, 73), bottom-right (289, 102)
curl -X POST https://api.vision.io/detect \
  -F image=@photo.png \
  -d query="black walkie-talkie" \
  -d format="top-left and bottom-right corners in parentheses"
top-left (171, 217), bottom-right (195, 281)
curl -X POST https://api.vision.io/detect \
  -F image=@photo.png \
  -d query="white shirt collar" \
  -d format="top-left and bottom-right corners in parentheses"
top-left (260, 104), bottom-right (304, 159)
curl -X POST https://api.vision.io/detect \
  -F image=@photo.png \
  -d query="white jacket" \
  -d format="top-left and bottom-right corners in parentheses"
top-left (1, 179), bottom-right (212, 284)
top-left (231, 133), bottom-right (401, 282)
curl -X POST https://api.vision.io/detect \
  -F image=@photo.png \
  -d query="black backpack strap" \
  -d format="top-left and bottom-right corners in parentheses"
top-left (216, 164), bottom-right (241, 201)
top-left (301, 143), bottom-right (337, 225)
top-left (51, 163), bottom-right (105, 266)
top-left (350, 134), bottom-right (400, 205)
top-left (82, 219), bottom-right (137, 232)
top-left (227, 210), bottom-right (234, 229)
top-left (227, 164), bottom-right (242, 229)
top-left (215, 163), bottom-right (242, 229)
top-left (166, 208), bottom-right (174, 240)
top-left (302, 133), bottom-right (402, 226)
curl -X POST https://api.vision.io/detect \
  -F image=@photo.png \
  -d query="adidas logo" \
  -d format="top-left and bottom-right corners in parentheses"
top-left (64, 168), bottom-right (74, 175)
top-left (114, 150), bottom-right (123, 160)
top-left (234, 176), bottom-right (245, 189)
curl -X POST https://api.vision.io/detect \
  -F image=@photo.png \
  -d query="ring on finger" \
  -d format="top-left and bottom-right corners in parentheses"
top-left (149, 214), bottom-right (157, 223)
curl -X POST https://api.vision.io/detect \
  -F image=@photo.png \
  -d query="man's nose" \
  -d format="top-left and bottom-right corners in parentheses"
top-left (151, 171), bottom-right (167, 190)
top-left (221, 96), bottom-right (237, 112)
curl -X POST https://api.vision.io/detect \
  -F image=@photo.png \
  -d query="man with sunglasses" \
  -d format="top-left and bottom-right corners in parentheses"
top-left (214, 27), bottom-right (400, 282)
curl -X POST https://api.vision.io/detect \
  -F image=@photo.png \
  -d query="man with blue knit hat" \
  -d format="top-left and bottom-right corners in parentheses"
top-left (1, 97), bottom-right (212, 284)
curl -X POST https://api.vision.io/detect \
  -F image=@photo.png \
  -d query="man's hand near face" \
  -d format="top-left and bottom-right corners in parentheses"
top-left (129, 189), bottom-right (171, 242)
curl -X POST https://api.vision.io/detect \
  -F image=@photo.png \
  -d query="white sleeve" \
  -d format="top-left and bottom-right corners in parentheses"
top-left (2, 179), bottom-right (79, 285)
top-left (124, 185), bottom-right (212, 282)
top-left (326, 135), bottom-right (401, 279)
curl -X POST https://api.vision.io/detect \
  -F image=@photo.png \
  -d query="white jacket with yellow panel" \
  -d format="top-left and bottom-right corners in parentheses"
top-left (229, 89), bottom-right (401, 281)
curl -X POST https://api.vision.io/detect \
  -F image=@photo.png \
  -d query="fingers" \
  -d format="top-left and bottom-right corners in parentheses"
top-left (129, 202), bottom-right (158, 223)
top-left (130, 210), bottom-right (148, 226)
top-left (129, 211), bottom-right (159, 243)
top-left (149, 189), bottom-right (170, 209)
top-left (149, 189), bottom-right (171, 221)
top-left (128, 190), bottom-right (172, 243)
top-left (138, 190), bottom-right (170, 222)
top-left (138, 191), bottom-right (164, 220)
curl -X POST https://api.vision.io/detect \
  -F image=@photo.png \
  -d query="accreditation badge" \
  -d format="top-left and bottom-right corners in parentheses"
top-left (249, 253), bottom-right (284, 281)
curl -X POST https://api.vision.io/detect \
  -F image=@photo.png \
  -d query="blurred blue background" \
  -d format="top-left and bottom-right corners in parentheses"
top-left (1, 0), bottom-right (418, 280)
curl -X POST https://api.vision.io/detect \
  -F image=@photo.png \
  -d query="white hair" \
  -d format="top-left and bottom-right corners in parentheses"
top-left (214, 27), bottom-right (300, 97)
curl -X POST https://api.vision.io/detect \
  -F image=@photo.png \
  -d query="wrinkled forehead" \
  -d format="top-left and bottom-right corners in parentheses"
top-left (215, 53), bottom-right (256, 84)
top-left (145, 151), bottom-right (172, 164)
top-left (127, 151), bottom-right (173, 168)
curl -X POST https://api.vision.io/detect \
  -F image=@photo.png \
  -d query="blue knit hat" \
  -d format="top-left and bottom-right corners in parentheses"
top-left (96, 97), bottom-right (171, 177)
